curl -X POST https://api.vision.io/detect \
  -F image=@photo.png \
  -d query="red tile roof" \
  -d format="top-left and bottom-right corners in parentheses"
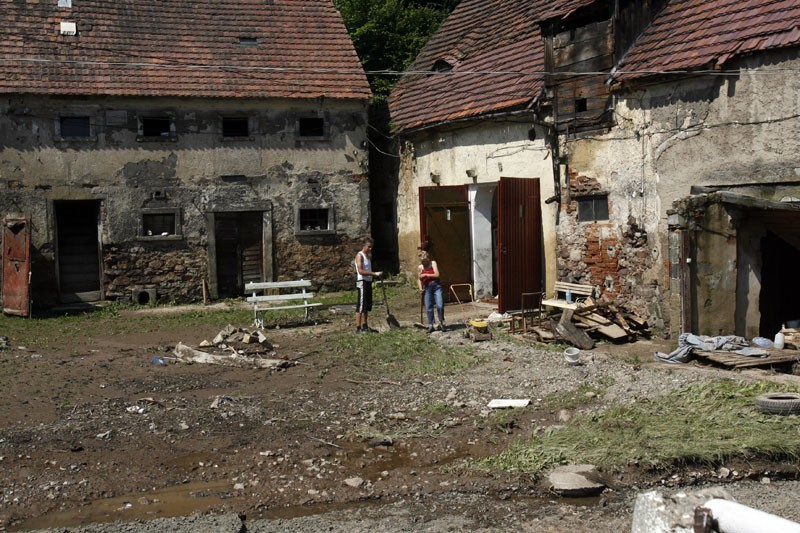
top-left (615, 0), bottom-right (800, 81)
top-left (0, 0), bottom-right (371, 100)
top-left (389, 0), bottom-right (558, 134)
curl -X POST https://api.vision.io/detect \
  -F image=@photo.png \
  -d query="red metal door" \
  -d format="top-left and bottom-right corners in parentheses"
top-left (419, 186), bottom-right (471, 294)
top-left (2, 214), bottom-right (31, 317)
top-left (497, 177), bottom-right (542, 313)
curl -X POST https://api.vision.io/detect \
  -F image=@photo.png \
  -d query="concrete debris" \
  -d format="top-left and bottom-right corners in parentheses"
top-left (344, 476), bottom-right (364, 488)
top-left (173, 342), bottom-right (293, 370)
top-left (546, 464), bottom-right (605, 497)
top-left (487, 399), bottom-right (530, 409)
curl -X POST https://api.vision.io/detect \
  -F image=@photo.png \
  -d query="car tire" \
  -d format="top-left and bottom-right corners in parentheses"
top-left (755, 392), bottom-right (800, 415)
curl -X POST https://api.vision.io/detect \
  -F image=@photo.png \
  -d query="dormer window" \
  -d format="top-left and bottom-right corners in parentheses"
top-left (432, 59), bottom-right (454, 72)
top-left (238, 37), bottom-right (258, 47)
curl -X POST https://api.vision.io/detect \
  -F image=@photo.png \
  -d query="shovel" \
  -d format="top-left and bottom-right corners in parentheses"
top-left (379, 280), bottom-right (402, 329)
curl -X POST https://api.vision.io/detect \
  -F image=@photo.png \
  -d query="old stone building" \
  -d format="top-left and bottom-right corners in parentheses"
top-left (0, 0), bottom-right (371, 310)
top-left (390, 0), bottom-right (800, 337)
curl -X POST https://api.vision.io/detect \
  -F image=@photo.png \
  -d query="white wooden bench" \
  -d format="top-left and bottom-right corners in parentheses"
top-left (245, 280), bottom-right (322, 329)
top-left (541, 281), bottom-right (596, 311)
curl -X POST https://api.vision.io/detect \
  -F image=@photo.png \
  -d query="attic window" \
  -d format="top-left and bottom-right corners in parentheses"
top-left (222, 116), bottom-right (250, 138)
top-left (58, 116), bottom-right (91, 139)
top-left (138, 115), bottom-right (175, 141)
top-left (576, 98), bottom-right (588, 113)
top-left (432, 59), bottom-right (453, 72)
top-left (238, 37), bottom-right (258, 47)
top-left (297, 117), bottom-right (325, 138)
top-left (58, 0), bottom-right (72, 7)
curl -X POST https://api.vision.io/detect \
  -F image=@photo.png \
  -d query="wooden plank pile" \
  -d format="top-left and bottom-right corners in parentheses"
top-left (522, 300), bottom-right (651, 348)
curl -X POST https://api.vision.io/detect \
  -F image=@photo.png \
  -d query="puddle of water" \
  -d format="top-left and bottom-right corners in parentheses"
top-left (13, 480), bottom-right (229, 531)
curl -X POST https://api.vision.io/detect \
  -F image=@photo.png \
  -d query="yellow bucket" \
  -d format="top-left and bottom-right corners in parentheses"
top-left (469, 319), bottom-right (488, 330)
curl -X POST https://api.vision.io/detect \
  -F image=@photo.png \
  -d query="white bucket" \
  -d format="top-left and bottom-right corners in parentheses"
top-left (564, 347), bottom-right (581, 365)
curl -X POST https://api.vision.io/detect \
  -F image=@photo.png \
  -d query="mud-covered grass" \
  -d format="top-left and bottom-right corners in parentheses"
top-left (334, 328), bottom-right (488, 378)
top-left (475, 380), bottom-right (800, 478)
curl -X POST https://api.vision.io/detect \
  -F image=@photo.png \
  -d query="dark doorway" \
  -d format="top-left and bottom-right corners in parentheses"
top-left (214, 212), bottom-right (263, 298)
top-left (497, 177), bottom-right (543, 313)
top-left (759, 231), bottom-right (800, 336)
top-left (55, 200), bottom-right (101, 303)
top-left (419, 186), bottom-right (471, 296)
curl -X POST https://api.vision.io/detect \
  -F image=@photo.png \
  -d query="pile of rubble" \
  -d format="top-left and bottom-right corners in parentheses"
top-left (172, 324), bottom-right (295, 370)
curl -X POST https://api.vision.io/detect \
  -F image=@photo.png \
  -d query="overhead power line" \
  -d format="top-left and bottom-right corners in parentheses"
top-left (0, 56), bottom-right (797, 78)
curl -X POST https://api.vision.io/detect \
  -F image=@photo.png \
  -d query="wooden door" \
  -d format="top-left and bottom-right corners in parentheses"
top-left (497, 177), bottom-right (542, 313)
top-left (419, 186), bottom-right (471, 295)
top-left (215, 212), bottom-right (263, 298)
top-left (2, 214), bottom-right (31, 316)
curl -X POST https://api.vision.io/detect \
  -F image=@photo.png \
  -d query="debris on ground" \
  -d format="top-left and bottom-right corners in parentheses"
top-left (654, 332), bottom-right (800, 370)
top-left (173, 342), bottom-right (294, 369)
top-left (487, 399), bottom-right (530, 409)
top-left (546, 464), bottom-right (606, 497)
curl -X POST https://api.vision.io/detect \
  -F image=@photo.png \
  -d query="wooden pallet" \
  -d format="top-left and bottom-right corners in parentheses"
top-left (693, 349), bottom-right (800, 369)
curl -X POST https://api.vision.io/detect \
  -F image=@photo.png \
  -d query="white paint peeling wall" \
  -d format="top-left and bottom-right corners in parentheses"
top-left (397, 120), bottom-right (559, 292)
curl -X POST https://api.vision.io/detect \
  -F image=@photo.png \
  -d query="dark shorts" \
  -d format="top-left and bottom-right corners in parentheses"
top-left (356, 280), bottom-right (373, 313)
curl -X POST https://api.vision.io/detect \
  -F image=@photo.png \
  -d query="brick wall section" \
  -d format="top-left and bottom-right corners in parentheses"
top-left (556, 172), bottom-right (655, 318)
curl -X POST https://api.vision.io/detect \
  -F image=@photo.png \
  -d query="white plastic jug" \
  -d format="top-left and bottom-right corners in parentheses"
top-left (774, 331), bottom-right (785, 350)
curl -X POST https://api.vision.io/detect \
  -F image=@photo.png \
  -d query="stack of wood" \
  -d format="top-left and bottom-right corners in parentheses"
top-left (781, 327), bottom-right (800, 350)
top-left (525, 300), bottom-right (650, 348)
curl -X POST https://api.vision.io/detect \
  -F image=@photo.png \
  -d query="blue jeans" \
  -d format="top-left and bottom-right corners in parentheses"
top-left (423, 281), bottom-right (444, 326)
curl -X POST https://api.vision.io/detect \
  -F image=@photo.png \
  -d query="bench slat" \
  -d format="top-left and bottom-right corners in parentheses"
top-left (252, 302), bottom-right (322, 311)
top-left (247, 292), bottom-right (315, 303)
top-left (246, 280), bottom-right (312, 290)
top-left (553, 282), bottom-right (594, 295)
top-left (541, 298), bottom-right (580, 310)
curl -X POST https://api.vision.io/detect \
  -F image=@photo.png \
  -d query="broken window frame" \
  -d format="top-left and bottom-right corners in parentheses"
top-left (296, 116), bottom-right (327, 140)
top-left (576, 194), bottom-right (610, 222)
top-left (221, 116), bottom-right (252, 140)
top-left (55, 114), bottom-right (95, 141)
top-left (139, 207), bottom-right (183, 240)
top-left (295, 206), bottom-right (335, 236)
top-left (137, 114), bottom-right (176, 142)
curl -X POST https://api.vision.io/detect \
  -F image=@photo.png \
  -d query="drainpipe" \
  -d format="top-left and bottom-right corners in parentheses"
top-left (702, 499), bottom-right (800, 533)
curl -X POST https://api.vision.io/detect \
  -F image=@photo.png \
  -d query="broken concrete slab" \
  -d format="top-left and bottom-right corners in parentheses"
top-left (546, 464), bottom-right (605, 497)
top-left (173, 342), bottom-right (292, 370)
top-left (631, 488), bottom-right (732, 533)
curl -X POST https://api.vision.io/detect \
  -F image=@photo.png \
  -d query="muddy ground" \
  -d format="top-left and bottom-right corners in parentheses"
top-left (2, 296), bottom-right (800, 532)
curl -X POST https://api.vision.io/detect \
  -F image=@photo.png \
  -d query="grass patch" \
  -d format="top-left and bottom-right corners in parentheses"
top-left (474, 380), bottom-right (800, 479)
top-left (416, 402), bottom-right (455, 417)
top-left (334, 328), bottom-right (487, 377)
top-left (541, 382), bottom-right (608, 411)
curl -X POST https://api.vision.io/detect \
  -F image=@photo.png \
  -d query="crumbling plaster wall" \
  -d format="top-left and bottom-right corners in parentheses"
top-left (396, 119), bottom-right (558, 287)
top-left (558, 50), bottom-right (800, 334)
top-left (0, 95), bottom-right (369, 304)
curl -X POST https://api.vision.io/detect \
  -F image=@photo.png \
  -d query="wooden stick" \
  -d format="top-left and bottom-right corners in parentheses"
top-left (345, 378), bottom-right (401, 386)
top-left (308, 436), bottom-right (342, 449)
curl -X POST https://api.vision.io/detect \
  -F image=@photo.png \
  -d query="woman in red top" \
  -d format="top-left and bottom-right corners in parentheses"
top-left (417, 251), bottom-right (445, 333)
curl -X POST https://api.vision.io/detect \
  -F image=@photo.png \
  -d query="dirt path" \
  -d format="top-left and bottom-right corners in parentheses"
top-left (1, 298), bottom-right (799, 532)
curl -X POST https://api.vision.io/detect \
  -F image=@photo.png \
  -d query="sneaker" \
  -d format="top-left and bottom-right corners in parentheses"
top-left (426, 325), bottom-right (435, 334)
top-left (356, 327), bottom-right (364, 334)
top-left (363, 325), bottom-right (379, 333)
top-left (438, 322), bottom-right (446, 332)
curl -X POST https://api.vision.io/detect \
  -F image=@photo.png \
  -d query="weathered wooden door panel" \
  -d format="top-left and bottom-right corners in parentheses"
top-left (56, 201), bottom-right (101, 303)
top-left (497, 177), bottom-right (542, 313)
top-left (419, 186), bottom-right (471, 293)
top-left (215, 212), bottom-right (263, 298)
top-left (2, 214), bottom-right (31, 316)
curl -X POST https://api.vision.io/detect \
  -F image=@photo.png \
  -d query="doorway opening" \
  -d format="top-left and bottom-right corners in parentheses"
top-left (55, 200), bottom-right (102, 303)
top-left (214, 212), bottom-right (264, 298)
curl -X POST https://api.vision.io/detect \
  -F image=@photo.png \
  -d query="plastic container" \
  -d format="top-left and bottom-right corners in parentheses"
top-left (564, 347), bottom-right (581, 365)
top-left (774, 332), bottom-right (785, 350)
top-left (565, 290), bottom-right (573, 304)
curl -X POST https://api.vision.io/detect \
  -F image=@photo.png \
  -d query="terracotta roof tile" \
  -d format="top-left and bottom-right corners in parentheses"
top-left (389, 0), bottom-right (559, 133)
top-left (616, 0), bottom-right (800, 80)
top-left (0, 0), bottom-right (371, 100)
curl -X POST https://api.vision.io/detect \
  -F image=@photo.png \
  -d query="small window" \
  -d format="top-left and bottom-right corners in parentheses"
top-left (575, 98), bottom-right (588, 113)
top-left (296, 207), bottom-right (334, 235)
top-left (238, 37), bottom-right (258, 47)
top-left (222, 117), bottom-right (250, 138)
top-left (59, 116), bottom-right (91, 138)
top-left (140, 208), bottom-right (182, 239)
top-left (139, 116), bottom-right (174, 140)
top-left (577, 196), bottom-right (609, 222)
top-left (298, 117), bottom-right (325, 138)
